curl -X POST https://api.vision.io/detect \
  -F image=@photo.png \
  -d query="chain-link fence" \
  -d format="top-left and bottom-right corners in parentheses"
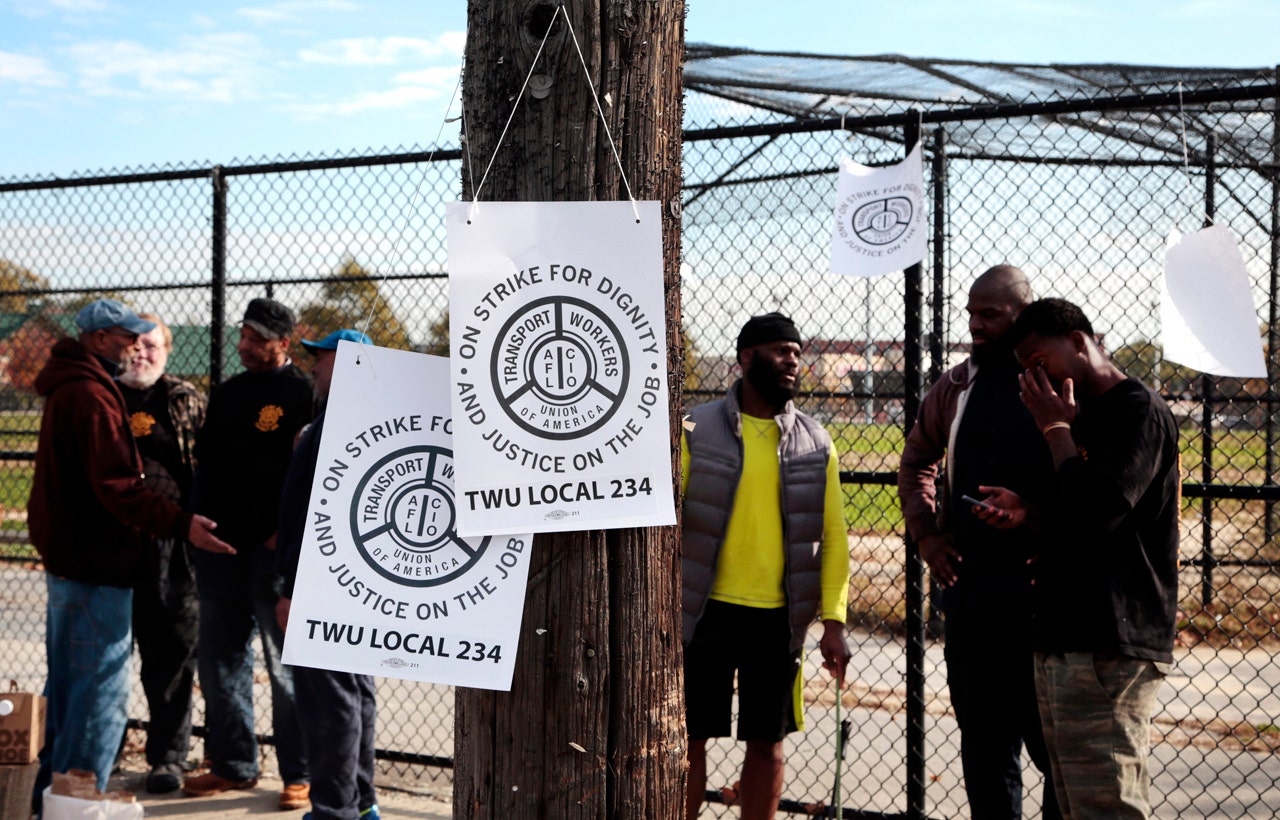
top-left (2, 64), bottom-right (1279, 818)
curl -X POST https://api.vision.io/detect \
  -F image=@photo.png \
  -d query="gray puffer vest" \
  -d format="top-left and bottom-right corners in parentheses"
top-left (682, 380), bottom-right (832, 652)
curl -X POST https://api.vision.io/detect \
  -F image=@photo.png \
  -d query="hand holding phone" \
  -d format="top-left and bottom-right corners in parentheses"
top-left (960, 493), bottom-right (997, 514)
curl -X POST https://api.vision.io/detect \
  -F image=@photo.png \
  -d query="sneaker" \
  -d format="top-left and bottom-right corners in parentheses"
top-left (182, 771), bottom-right (259, 797)
top-left (360, 805), bottom-right (381, 820)
top-left (279, 782), bottom-right (311, 810)
top-left (145, 763), bottom-right (183, 794)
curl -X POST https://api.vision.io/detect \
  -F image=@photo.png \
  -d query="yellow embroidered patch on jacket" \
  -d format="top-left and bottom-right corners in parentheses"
top-left (256, 404), bottom-right (285, 432)
top-left (129, 411), bottom-right (156, 438)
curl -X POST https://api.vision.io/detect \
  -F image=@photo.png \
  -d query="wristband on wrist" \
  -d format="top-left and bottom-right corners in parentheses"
top-left (1041, 421), bottom-right (1071, 435)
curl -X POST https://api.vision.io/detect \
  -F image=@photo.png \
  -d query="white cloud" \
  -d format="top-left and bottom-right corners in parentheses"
top-left (1164, 0), bottom-right (1280, 20)
top-left (290, 84), bottom-right (445, 116)
top-left (914, 0), bottom-right (1098, 21)
top-left (0, 51), bottom-right (63, 86)
top-left (299, 33), bottom-right (463, 66)
top-left (12, 0), bottom-right (107, 17)
top-left (65, 33), bottom-right (270, 103)
top-left (286, 61), bottom-right (461, 118)
top-left (237, 0), bottom-right (358, 25)
top-left (393, 65), bottom-right (460, 87)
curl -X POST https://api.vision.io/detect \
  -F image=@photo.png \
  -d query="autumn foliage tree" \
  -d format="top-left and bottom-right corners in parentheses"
top-left (0, 259), bottom-right (49, 313)
top-left (298, 255), bottom-right (412, 349)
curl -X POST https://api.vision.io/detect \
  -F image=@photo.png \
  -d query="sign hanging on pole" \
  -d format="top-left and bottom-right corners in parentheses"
top-left (447, 200), bottom-right (676, 536)
top-left (829, 144), bottom-right (926, 278)
top-left (283, 343), bottom-right (532, 690)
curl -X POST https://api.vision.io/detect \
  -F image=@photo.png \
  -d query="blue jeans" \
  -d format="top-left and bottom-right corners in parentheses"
top-left (194, 546), bottom-right (308, 783)
top-left (33, 575), bottom-right (133, 808)
top-left (293, 666), bottom-right (376, 820)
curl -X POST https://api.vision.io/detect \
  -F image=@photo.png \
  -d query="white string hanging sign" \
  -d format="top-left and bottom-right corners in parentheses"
top-left (1159, 83), bottom-right (1265, 378)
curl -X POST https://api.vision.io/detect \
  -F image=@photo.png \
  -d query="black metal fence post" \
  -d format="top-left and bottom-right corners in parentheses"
top-left (925, 126), bottom-right (948, 640)
top-left (1267, 68), bottom-right (1279, 550)
top-left (211, 166), bottom-right (227, 385)
top-left (1200, 134), bottom-right (1217, 609)
top-left (902, 109), bottom-right (928, 820)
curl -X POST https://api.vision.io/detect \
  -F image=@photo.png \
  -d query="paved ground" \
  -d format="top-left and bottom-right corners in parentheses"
top-left (103, 767), bottom-right (453, 819)
top-left (8, 561), bottom-right (1280, 818)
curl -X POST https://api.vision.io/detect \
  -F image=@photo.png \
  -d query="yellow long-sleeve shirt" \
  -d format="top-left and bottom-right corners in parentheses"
top-left (681, 413), bottom-right (850, 622)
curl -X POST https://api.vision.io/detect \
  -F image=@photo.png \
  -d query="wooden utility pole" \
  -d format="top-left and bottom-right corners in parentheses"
top-left (455, 2), bottom-right (686, 818)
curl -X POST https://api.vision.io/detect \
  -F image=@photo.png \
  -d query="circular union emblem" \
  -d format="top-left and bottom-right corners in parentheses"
top-left (490, 296), bottom-right (629, 440)
top-left (852, 196), bottom-right (914, 246)
top-left (349, 445), bottom-right (487, 587)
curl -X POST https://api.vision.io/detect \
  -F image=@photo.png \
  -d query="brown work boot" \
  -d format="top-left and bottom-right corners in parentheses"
top-left (182, 771), bottom-right (259, 797)
top-left (279, 782), bottom-right (311, 810)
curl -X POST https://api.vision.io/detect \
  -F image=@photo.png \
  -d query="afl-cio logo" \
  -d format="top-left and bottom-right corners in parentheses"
top-left (852, 196), bottom-right (914, 245)
top-left (491, 296), bottom-right (629, 440)
top-left (350, 445), bottom-right (487, 587)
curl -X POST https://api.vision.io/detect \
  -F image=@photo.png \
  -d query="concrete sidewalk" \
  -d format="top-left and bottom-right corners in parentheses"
top-left (103, 768), bottom-right (453, 819)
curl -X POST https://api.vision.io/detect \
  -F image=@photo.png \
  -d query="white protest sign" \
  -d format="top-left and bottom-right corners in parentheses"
top-left (447, 200), bottom-right (676, 536)
top-left (283, 342), bottom-right (532, 690)
top-left (1161, 224), bottom-right (1266, 378)
top-left (829, 144), bottom-right (926, 278)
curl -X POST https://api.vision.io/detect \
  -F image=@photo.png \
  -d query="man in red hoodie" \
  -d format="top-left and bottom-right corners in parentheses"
top-left (28, 298), bottom-right (232, 811)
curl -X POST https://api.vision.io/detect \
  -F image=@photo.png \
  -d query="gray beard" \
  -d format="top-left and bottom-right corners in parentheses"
top-left (118, 369), bottom-right (162, 390)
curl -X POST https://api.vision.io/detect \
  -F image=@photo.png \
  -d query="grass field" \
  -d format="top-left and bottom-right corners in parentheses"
top-left (4, 400), bottom-right (1278, 656)
top-left (0, 417), bottom-right (1274, 539)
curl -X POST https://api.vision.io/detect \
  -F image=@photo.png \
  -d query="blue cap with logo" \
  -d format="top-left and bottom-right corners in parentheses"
top-left (75, 298), bottom-right (157, 335)
top-left (301, 328), bottom-right (372, 352)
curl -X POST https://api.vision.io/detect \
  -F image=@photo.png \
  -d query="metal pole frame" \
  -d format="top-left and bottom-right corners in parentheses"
top-left (901, 109), bottom-right (928, 820)
top-left (210, 166), bottom-right (227, 385)
top-left (925, 127), bottom-right (948, 640)
top-left (1200, 133), bottom-right (1217, 609)
top-left (1266, 68), bottom-right (1279, 550)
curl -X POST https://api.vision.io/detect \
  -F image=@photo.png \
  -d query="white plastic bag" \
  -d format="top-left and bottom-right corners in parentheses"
top-left (40, 786), bottom-right (144, 820)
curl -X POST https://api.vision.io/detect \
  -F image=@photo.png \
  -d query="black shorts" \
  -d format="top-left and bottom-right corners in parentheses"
top-left (684, 599), bottom-right (801, 742)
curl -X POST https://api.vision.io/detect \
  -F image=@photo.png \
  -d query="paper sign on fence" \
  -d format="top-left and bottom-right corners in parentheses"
top-left (1161, 224), bottom-right (1266, 379)
top-left (447, 200), bottom-right (676, 536)
top-left (283, 343), bottom-right (532, 690)
top-left (829, 144), bottom-right (926, 278)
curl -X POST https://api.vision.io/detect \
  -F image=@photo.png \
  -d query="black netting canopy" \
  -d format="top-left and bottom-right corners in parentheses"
top-left (684, 45), bottom-right (1278, 167)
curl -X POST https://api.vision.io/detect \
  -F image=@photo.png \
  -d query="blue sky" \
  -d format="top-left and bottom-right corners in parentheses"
top-left (2, 0), bottom-right (1277, 179)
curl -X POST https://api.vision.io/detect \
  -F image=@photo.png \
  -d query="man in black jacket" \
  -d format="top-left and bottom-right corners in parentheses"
top-left (183, 298), bottom-right (314, 810)
top-left (979, 298), bottom-right (1178, 819)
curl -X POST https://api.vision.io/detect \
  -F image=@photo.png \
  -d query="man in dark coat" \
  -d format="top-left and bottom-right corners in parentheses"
top-left (29, 298), bottom-right (231, 810)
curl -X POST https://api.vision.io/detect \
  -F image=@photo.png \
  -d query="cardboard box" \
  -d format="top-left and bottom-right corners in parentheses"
top-left (0, 687), bottom-right (45, 765)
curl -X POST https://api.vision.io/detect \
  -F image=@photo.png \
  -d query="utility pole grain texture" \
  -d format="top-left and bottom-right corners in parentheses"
top-left (456, 2), bottom-right (686, 818)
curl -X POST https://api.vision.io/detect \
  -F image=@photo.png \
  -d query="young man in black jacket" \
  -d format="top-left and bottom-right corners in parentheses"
top-left (977, 298), bottom-right (1178, 819)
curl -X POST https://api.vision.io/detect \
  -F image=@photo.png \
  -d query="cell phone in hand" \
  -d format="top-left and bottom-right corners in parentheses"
top-left (960, 493), bottom-right (997, 514)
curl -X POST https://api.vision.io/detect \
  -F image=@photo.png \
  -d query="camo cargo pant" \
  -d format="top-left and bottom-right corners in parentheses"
top-left (1034, 651), bottom-right (1169, 819)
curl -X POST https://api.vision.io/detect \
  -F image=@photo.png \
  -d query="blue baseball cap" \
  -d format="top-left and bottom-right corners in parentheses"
top-left (301, 328), bottom-right (372, 352)
top-left (75, 299), bottom-right (156, 335)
